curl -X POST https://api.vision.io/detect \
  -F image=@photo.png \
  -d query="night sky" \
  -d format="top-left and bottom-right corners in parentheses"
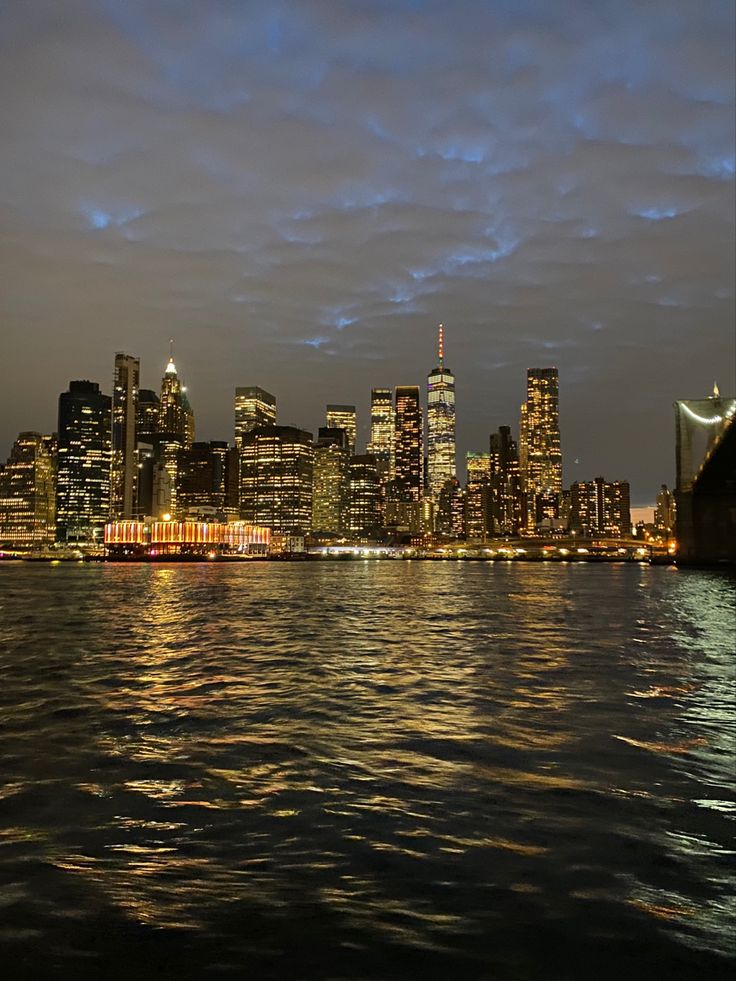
top-left (1, 1), bottom-right (734, 503)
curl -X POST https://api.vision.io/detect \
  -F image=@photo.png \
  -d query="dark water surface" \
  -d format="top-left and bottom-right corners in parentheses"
top-left (0, 562), bottom-right (734, 980)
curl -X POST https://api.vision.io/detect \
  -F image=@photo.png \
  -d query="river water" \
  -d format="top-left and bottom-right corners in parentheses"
top-left (0, 561), bottom-right (734, 980)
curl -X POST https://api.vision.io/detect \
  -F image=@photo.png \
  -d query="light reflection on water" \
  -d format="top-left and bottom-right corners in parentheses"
top-left (0, 562), bottom-right (734, 980)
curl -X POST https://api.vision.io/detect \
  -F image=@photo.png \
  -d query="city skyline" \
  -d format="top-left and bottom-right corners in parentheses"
top-left (0, 332), bottom-right (709, 508)
top-left (1, 1), bottom-right (733, 507)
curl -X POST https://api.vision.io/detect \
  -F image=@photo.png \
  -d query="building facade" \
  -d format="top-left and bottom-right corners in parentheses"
top-left (465, 452), bottom-right (492, 540)
top-left (325, 405), bottom-right (357, 455)
top-left (159, 355), bottom-right (192, 447)
top-left (367, 388), bottom-right (394, 484)
top-left (394, 386), bottom-right (422, 502)
top-left (234, 387), bottom-right (276, 449)
top-left (570, 477), bottom-right (631, 537)
top-left (0, 432), bottom-right (56, 550)
top-left (177, 441), bottom-right (239, 518)
top-left (347, 454), bottom-right (380, 536)
top-left (519, 367), bottom-right (562, 529)
top-left (489, 425), bottom-right (523, 534)
top-left (239, 425), bottom-right (314, 535)
top-left (56, 380), bottom-right (112, 544)
top-left (312, 428), bottom-right (350, 536)
top-left (111, 352), bottom-right (140, 519)
top-left (426, 324), bottom-right (456, 500)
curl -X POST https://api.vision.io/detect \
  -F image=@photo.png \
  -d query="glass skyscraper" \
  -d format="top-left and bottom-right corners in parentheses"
top-left (519, 367), bottom-right (562, 528)
top-left (394, 386), bottom-right (422, 502)
top-left (326, 405), bottom-right (357, 456)
top-left (367, 388), bottom-right (394, 484)
top-left (111, 352), bottom-right (139, 519)
top-left (55, 380), bottom-right (111, 544)
top-left (234, 387), bottom-right (276, 449)
top-left (427, 325), bottom-right (456, 500)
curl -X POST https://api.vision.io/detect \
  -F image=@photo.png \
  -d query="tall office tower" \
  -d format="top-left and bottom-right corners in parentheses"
top-left (326, 405), bottom-right (357, 455)
top-left (465, 452), bottom-right (492, 540)
top-left (111, 353), bottom-right (140, 519)
top-left (519, 367), bottom-right (562, 528)
top-left (367, 388), bottom-right (394, 483)
top-left (234, 387), bottom-right (276, 449)
top-left (436, 477), bottom-right (465, 538)
top-left (312, 428), bottom-right (349, 535)
top-left (654, 484), bottom-right (676, 538)
top-left (394, 386), bottom-right (422, 501)
top-left (0, 433), bottom-right (56, 550)
top-left (347, 455), bottom-right (380, 536)
top-left (239, 425), bottom-right (313, 535)
top-left (427, 324), bottom-right (456, 500)
top-left (56, 381), bottom-right (111, 544)
top-left (177, 441), bottom-right (239, 517)
top-left (571, 477), bottom-right (631, 537)
top-left (489, 426), bottom-right (523, 535)
top-left (159, 352), bottom-right (192, 446)
top-left (136, 389), bottom-right (160, 443)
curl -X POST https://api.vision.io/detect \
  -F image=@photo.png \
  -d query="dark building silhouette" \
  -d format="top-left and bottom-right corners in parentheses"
top-left (347, 454), bottom-right (380, 536)
top-left (675, 391), bottom-right (736, 564)
top-left (56, 381), bottom-right (111, 544)
top-left (394, 386), bottom-right (422, 502)
top-left (177, 441), bottom-right (239, 518)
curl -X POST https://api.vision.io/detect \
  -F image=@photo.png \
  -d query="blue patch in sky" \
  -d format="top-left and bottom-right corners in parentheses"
top-left (632, 206), bottom-right (685, 220)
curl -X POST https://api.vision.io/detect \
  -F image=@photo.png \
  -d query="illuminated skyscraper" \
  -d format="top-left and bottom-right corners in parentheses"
top-left (654, 484), bottom-right (676, 539)
top-left (326, 405), bottom-right (357, 455)
top-left (55, 380), bottom-right (111, 544)
top-left (436, 476), bottom-right (465, 538)
top-left (136, 389), bottom-right (160, 444)
top-left (0, 432), bottom-right (56, 550)
top-left (234, 387), bottom-right (276, 449)
top-left (239, 425), bottom-right (313, 535)
top-left (347, 455), bottom-right (380, 536)
top-left (111, 352), bottom-right (139, 519)
top-left (367, 388), bottom-right (394, 483)
top-left (489, 425), bottom-right (523, 534)
top-left (427, 324), bottom-right (456, 500)
top-left (571, 477), bottom-right (631, 537)
top-left (465, 452), bottom-right (492, 540)
top-left (519, 368), bottom-right (562, 528)
top-left (312, 428), bottom-right (349, 535)
top-left (394, 386), bottom-right (422, 502)
top-left (159, 350), bottom-right (193, 447)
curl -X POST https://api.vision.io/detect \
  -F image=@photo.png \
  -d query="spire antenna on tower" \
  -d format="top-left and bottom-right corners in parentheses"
top-left (438, 323), bottom-right (444, 368)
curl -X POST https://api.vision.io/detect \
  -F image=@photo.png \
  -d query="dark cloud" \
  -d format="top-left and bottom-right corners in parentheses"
top-left (1, 0), bottom-right (734, 501)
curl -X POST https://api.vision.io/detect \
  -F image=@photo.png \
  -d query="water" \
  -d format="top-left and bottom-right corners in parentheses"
top-left (0, 562), bottom-right (734, 980)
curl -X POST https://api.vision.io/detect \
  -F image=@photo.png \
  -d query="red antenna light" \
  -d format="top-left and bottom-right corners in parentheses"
top-left (438, 323), bottom-right (444, 366)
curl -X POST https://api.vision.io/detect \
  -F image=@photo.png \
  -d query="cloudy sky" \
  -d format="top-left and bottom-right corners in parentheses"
top-left (1, 0), bottom-right (734, 502)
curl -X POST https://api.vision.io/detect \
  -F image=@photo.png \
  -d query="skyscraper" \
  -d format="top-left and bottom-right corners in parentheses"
top-left (177, 441), bottom-right (239, 518)
top-left (159, 351), bottom-right (192, 447)
top-left (234, 387), bottom-right (276, 449)
top-left (56, 380), bottom-right (111, 544)
top-left (0, 432), bottom-right (56, 550)
top-left (312, 428), bottom-right (349, 536)
top-left (489, 425), bottom-right (523, 534)
top-left (347, 455), bottom-right (380, 536)
top-left (427, 324), bottom-right (456, 500)
top-left (111, 352), bottom-right (139, 519)
top-left (571, 477), bottom-right (631, 537)
top-left (239, 425), bottom-right (314, 535)
top-left (367, 388), bottom-right (394, 483)
top-left (326, 405), bottom-right (357, 455)
top-left (394, 386), bottom-right (422, 502)
top-left (465, 452), bottom-right (492, 540)
top-left (136, 389), bottom-right (160, 444)
top-left (519, 368), bottom-right (562, 529)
